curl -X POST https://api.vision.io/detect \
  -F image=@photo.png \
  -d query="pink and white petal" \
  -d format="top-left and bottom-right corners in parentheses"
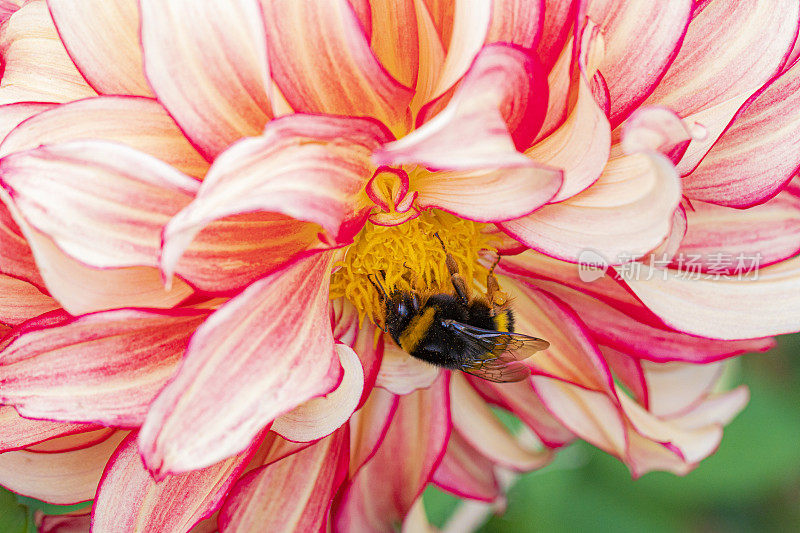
top-left (139, 252), bottom-right (342, 476)
top-left (501, 151), bottom-right (681, 264)
top-left (618, 392), bottom-right (724, 465)
top-left (348, 387), bottom-right (398, 478)
top-left (451, 374), bottom-right (552, 471)
top-left (0, 406), bottom-right (97, 452)
top-left (333, 375), bottom-right (450, 533)
top-left (376, 340), bottom-right (440, 395)
top-left (537, 280), bottom-right (773, 363)
top-left (48, 0), bottom-right (152, 96)
top-left (532, 376), bottom-right (628, 458)
top-left (683, 59), bottom-right (800, 207)
top-left (175, 212), bottom-right (327, 294)
top-left (526, 72), bottom-right (610, 201)
top-left (0, 102), bottom-right (56, 143)
top-left (675, 193), bottom-right (800, 272)
top-left (412, 164), bottom-right (562, 223)
top-left (140, 0), bottom-right (271, 159)
top-left (219, 428), bottom-right (349, 533)
top-left (331, 300), bottom-right (383, 406)
top-left (0, 0), bottom-right (21, 25)
top-left (0, 274), bottom-right (58, 325)
top-left (0, 1), bottom-right (95, 104)
top-left (262, 0), bottom-right (412, 135)
top-left (643, 0), bottom-right (799, 171)
top-left (625, 429), bottom-right (693, 478)
top-left (643, 360), bottom-right (724, 418)
top-left (377, 44), bottom-right (547, 169)
top-left (401, 498), bottom-right (438, 533)
top-left (0, 308), bottom-right (208, 426)
top-left (36, 512), bottom-right (91, 533)
top-left (272, 343), bottom-right (363, 442)
top-left (589, 0), bottom-right (691, 127)
top-left (432, 429), bottom-right (500, 502)
top-left (427, 0), bottom-right (491, 100)
top-left (0, 140), bottom-right (199, 269)
top-left (668, 386), bottom-right (749, 429)
top-left (26, 428), bottom-right (114, 453)
top-left (468, 377), bottom-right (575, 448)
top-left (10, 231), bottom-right (193, 315)
top-left (507, 280), bottom-right (615, 393)
top-left (0, 430), bottom-right (126, 504)
top-left (620, 106), bottom-right (705, 162)
top-left (0, 96), bottom-right (208, 178)
top-left (161, 115), bottom-right (390, 286)
top-left (618, 255), bottom-right (800, 339)
top-left (92, 432), bottom-right (256, 533)
top-left (600, 346), bottom-right (648, 406)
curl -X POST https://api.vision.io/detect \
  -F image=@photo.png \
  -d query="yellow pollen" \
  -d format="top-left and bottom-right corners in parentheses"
top-left (329, 209), bottom-right (497, 327)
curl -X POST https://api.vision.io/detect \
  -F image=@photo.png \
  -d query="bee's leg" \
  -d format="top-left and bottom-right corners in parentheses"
top-left (433, 232), bottom-right (470, 305)
top-left (486, 254), bottom-right (509, 316)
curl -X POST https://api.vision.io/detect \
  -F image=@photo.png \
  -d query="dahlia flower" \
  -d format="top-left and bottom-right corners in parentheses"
top-left (1, 0), bottom-right (799, 531)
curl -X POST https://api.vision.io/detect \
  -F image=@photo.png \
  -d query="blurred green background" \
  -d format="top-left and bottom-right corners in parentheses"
top-left (2, 337), bottom-right (799, 532)
top-left (426, 335), bottom-right (800, 532)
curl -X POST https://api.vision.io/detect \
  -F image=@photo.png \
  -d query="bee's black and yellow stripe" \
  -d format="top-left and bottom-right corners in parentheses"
top-left (491, 308), bottom-right (514, 333)
top-left (397, 306), bottom-right (437, 353)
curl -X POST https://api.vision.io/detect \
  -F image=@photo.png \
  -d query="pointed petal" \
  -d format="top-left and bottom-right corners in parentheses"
top-left (0, 1), bottom-right (95, 104)
top-left (0, 308), bottom-right (208, 426)
top-left (683, 59), bottom-right (800, 207)
top-left (0, 274), bottom-right (58, 325)
top-left (0, 430), bottom-right (126, 504)
top-left (432, 429), bottom-right (499, 502)
top-left (140, 0), bottom-right (271, 159)
top-left (618, 256), bottom-right (800, 339)
top-left (161, 115), bottom-right (390, 289)
top-left (675, 191), bottom-right (800, 272)
top-left (333, 375), bottom-right (450, 532)
top-left (538, 280), bottom-right (773, 363)
top-left (0, 406), bottom-right (96, 452)
top-left (468, 377), bottom-right (575, 448)
top-left (261, 0), bottom-right (413, 134)
top-left (348, 387), bottom-right (398, 478)
top-left (272, 343), bottom-right (363, 442)
top-left (139, 253), bottom-right (342, 476)
top-left (451, 373), bottom-right (552, 471)
top-left (92, 432), bottom-right (256, 533)
top-left (589, 0), bottom-right (692, 126)
top-left (376, 341), bottom-right (441, 395)
top-left (219, 428), bottom-right (349, 533)
top-left (377, 43), bottom-right (548, 169)
top-left (0, 96), bottom-right (208, 178)
top-left (644, 0), bottom-right (800, 172)
top-left (0, 140), bottom-right (198, 269)
top-left (643, 360), bottom-right (724, 418)
top-left (48, 0), bottom-right (151, 96)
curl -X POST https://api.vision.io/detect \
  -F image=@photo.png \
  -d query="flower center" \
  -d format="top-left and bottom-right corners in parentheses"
top-left (330, 209), bottom-right (496, 327)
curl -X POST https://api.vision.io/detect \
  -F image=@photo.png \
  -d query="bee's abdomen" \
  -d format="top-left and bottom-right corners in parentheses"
top-left (492, 309), bottom-right (514, 333)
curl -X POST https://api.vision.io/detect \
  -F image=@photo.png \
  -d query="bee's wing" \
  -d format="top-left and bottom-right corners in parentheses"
top-left (443, 320), bottom-right (549, 383)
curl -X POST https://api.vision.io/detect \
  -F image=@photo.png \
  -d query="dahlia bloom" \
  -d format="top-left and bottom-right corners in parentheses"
top-left (1, 0), bottom-right (800, 530)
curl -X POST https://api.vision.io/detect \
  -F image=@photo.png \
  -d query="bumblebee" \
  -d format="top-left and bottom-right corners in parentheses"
top-left (370, 234), bottom-right (550, 383)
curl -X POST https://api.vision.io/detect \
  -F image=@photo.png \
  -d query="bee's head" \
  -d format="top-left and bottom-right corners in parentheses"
top-left (384, 291), bottom-right (420, 342)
